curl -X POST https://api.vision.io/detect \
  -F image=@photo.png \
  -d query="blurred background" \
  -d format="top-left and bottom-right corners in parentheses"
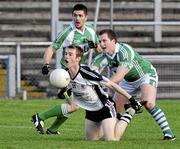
top-left (0, 0), bottom-right (180, 100)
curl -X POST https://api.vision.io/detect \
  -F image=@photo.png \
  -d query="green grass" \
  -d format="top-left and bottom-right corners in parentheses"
top-left (0, 99), bottom-right (179, 149)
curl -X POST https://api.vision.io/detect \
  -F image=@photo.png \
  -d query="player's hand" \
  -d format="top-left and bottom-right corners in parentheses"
top-left (42, 64), bottom-right (50, 75)
top-left (57, 88), bottom-right (72, 99)
top-left (129, 97), bottom-right (143, 113)
top-left (87, 40), bottom-right (97, 49)
top-left (104, 99), bottom-right (116, 117)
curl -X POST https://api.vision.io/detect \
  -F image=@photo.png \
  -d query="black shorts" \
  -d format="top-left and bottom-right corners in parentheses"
top-left (85, 102), bottom-right (117, 122)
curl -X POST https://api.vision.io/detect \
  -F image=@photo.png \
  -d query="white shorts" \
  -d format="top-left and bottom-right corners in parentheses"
top-left (119, 74), bottom-right (158, 96)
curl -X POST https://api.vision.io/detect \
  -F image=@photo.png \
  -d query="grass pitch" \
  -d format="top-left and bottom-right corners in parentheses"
top-left (0, 99), bottom-right (179, 149)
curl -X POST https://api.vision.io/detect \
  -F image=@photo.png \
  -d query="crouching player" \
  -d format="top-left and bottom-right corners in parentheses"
top-left (32, 45), bottom-right (143, 140)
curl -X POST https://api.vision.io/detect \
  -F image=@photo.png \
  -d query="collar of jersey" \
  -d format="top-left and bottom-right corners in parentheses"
top-left (106, 43), bottom-right (119, 59)
top-left (70, 21), bottom-right (85, 34)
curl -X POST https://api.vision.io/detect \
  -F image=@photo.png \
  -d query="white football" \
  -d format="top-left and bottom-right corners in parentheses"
top-left (49, 68), bottom-right (70, 89)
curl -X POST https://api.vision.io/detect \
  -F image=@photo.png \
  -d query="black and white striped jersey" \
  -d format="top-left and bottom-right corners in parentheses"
top-left (69, 65), bottom-right (110, 111)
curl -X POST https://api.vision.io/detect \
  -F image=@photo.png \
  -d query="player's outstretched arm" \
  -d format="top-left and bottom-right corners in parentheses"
top-left (101, 76), bottom-right (131, 99)
top-left (101, 77), bottom-right (143, 113)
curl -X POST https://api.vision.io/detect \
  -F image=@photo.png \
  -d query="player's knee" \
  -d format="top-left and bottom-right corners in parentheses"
top-left (105, 136), bottom-right (117, 141)
top-left (86, 136), bottom-right (99, 141)
top-left (67, 104), bottom-right (79, 113)
top-left (73, 105), bottom-right (79, 111)
top-left (86, 133), bottom-right (102, 141)
top-left (144, 101), bottom-right (155, 111)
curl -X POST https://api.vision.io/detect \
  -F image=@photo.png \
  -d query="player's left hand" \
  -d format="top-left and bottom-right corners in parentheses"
top-left (57, 88), bottom-right (72, 99)
top-left (87, 40), bottom-right (97, 49)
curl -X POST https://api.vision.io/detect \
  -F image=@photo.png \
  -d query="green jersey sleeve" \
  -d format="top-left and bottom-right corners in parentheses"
top-left (92, 53), bottom-right (108, 68)
top-left (117, 43), bottom-right (135, 70)
top-left (51, 26), bottom-right (72, 50)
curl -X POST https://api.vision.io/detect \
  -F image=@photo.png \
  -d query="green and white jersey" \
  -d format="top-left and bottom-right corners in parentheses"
top-left (51, 21), bottom-right (99, 67)
top-left (92, 43), bottom-right (158, 83)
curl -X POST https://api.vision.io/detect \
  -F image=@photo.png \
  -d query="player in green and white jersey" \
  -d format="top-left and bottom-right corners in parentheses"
top-left (52, 21), bottom-right (99, 67)
top-left (42, 4), bottom-right (99, 71)
top-left (92, 29), bottom-right (176, 141)
top-left (32, 4), bottom-right (100, 135)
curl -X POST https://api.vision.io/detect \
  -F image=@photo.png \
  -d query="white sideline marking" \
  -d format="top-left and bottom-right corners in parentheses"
top-left (0, 125), bottom-right (80, 131)
top-left (0, 125), bottom-right (32, 129)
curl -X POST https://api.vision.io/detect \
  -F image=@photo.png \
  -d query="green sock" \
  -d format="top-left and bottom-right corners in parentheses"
top-left (48, 116), bottom-right (68, 132)
top-left (38, 105), bottom-right (62, 120)
top-left (38, 103), bottom-right (69, 132)
top-left (150, 105), bottom-right (174, 137)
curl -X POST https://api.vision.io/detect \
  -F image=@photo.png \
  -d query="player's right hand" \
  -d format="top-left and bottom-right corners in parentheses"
top-left (87, 40), bottom-right (97, 49)
top-left (42, 64), bottom-right (50, 75)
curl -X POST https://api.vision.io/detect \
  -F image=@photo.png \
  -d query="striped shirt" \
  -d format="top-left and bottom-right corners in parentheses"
top-left (68, 65), bottom-right (110, 111)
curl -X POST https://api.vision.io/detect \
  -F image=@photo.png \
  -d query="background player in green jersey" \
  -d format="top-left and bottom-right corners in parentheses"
top-left (32, 4), bottom-right (100, 135)
top-left (92, 29), bottom-right (176, 141)
top-left (42, 4), bottom-right (100, 72)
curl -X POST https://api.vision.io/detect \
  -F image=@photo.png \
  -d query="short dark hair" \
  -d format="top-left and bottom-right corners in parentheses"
top-left (72, 4), bottom-right (88, 15)
top-left (99, 29), bottom-right (117, 43)
top-left (66, 45), bottom-right (83, 58)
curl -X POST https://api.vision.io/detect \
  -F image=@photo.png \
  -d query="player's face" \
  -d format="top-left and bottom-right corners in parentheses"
top-left (99, 33), bottom-right (116, 56)
top-left (65, 48), bottom-right (80, 69)
top-left (72, 10), bottom-right (88, 31)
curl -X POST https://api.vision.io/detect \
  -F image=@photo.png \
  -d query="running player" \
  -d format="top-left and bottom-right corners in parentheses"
top-left (92, 29), bottom-right (176, 141)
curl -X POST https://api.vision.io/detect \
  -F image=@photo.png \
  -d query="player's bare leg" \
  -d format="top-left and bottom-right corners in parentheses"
top-left (141, 83), bottom-right (176, 140)
top-left (113, 92), bottom-right (128, 112)
top-left (115, 108), bottom-right (135, 140)
top-left (85, 119), bottom-right (103, 140)
top-left (101, 118), bottom-right (117, 141)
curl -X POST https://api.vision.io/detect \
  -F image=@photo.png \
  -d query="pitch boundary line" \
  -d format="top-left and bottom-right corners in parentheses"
top-left (0, 125), bottom-right (81, 132)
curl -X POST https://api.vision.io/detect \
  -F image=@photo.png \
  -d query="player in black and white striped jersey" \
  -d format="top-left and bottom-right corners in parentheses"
top-left (62, 45), bottom-right (142, 140)
top-left (32, 44), bottom-right (142, 140)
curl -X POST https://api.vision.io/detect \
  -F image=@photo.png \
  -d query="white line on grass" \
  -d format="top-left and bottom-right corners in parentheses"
top-left (0, 125), bottom-right (81, 132)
